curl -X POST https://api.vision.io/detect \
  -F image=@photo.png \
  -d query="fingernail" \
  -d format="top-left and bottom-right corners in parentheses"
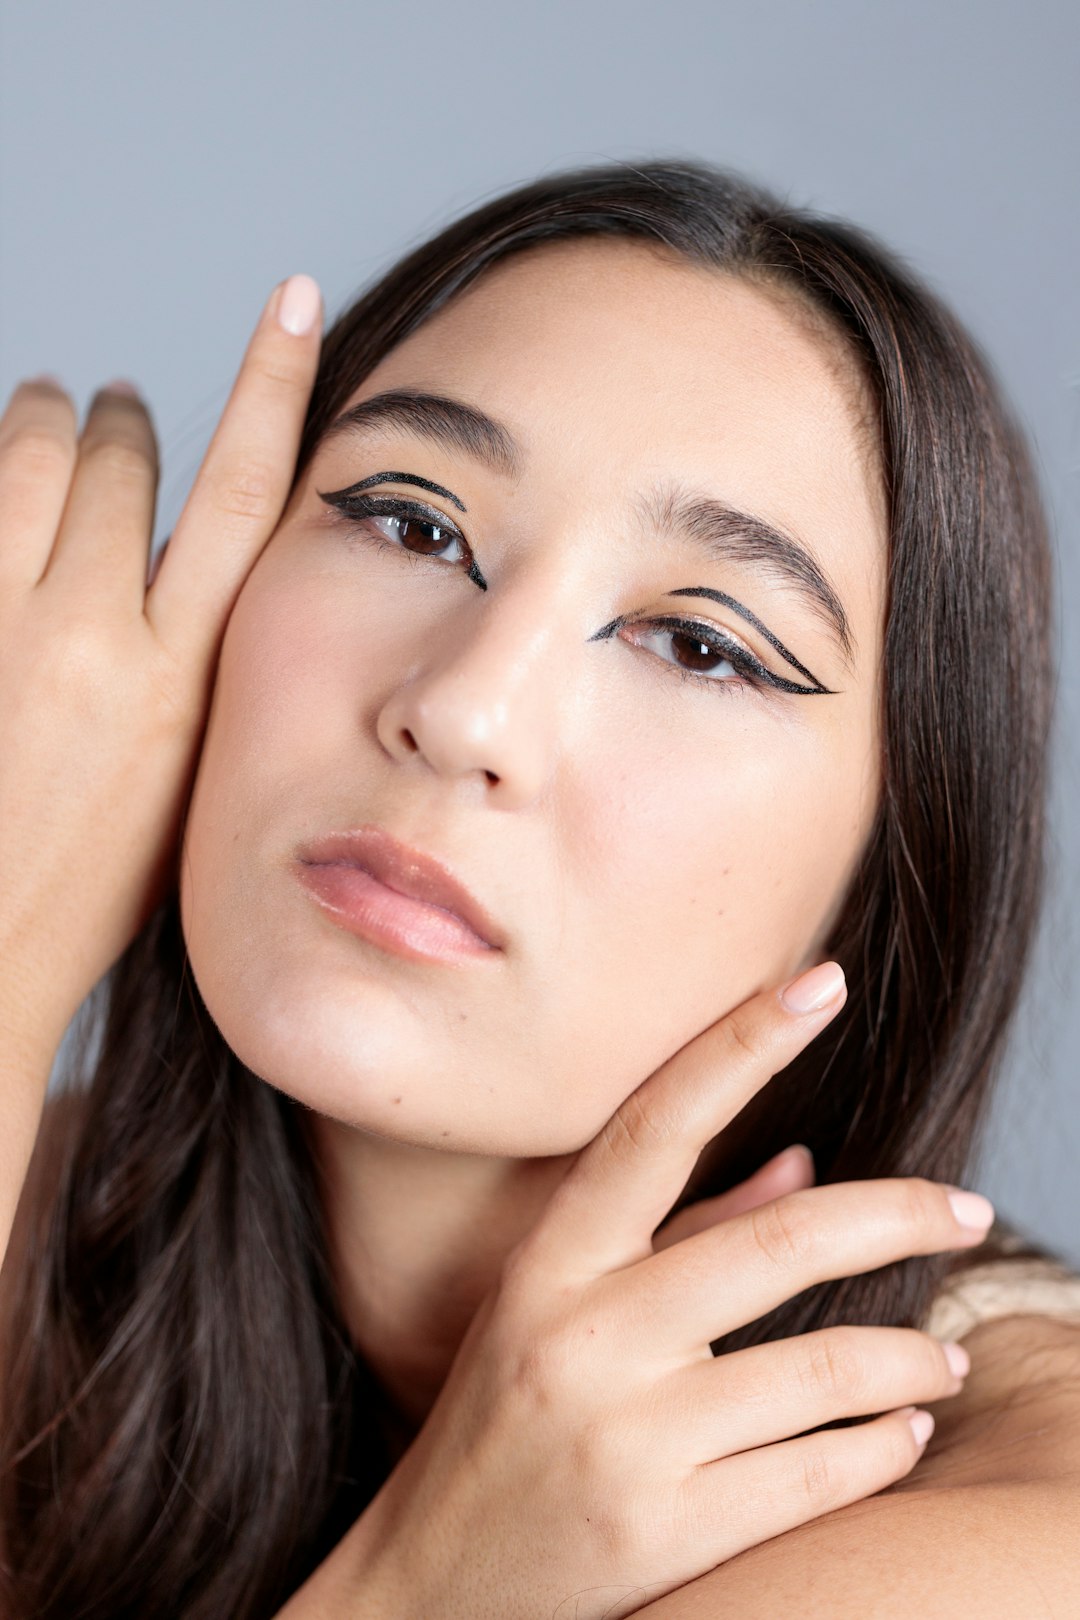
top-left (908, 1409), bottom-right (935, 1447)
top-left (943, 1341), bottom-right (970, 1378)
top-left (102, 378), bottom-right (140, 397)
top-left (23, 372), bottom-right (64, 388)
top-left (275, 273), bottom-right (321, 336)
top-left (779, 1143), bottom-right (814, 1172)
top-left (779, 962), bottom-right (846, 1015)
top-left (945, 1189), bottom-right (995, 1231)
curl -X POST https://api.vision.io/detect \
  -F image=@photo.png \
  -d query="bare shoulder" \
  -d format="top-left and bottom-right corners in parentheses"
top-left (640, 1312), bottom-right (1080, 1619)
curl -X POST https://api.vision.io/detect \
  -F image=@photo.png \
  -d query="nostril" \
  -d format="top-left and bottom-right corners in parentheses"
top-left (484, 769), bottom-right (498, 785)
top-left (400, 727), bottom-right (419, 754)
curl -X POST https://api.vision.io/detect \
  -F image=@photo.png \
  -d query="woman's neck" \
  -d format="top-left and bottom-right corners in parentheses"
top-left (303, 1110), bottom-right (580, 1433)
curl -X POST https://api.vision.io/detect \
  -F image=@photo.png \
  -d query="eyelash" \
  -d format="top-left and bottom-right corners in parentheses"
top-left (321, 490), bottom-right (789, 696)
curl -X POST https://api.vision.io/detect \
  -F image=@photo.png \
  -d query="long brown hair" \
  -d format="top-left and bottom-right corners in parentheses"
top-left (0, 157), bottom-right (1055, 1618)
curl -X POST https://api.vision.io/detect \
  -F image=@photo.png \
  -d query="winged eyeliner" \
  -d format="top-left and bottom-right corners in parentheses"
top-left (325, 470), bottom-right (468, 511)
top-left (317, 471), bottom-right (835, 695)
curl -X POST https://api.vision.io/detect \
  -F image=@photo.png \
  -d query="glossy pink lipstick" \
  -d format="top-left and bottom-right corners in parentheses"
top-left (294, 825), bottom-right (503, 963)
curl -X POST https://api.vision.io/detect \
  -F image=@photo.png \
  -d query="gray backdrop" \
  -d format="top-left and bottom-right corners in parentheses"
top-left (2, 1), bottom-right (1077, 1263)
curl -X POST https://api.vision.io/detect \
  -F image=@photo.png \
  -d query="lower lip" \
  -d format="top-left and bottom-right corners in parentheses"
top-left (294, 861), bottom-right (498, 963)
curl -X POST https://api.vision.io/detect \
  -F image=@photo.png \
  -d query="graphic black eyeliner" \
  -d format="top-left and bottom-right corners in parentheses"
top-left (669, 587), bottom-right (833, 692)
top-left (321, 470), bottom-right (468, 512)
top-left (589, 614), bottom-right (825, 695)
top-left (318, 480), bottom-right (835, 694)
top-left (318, 484), bottom-right (488, 590)
top-left (649, 618), bottom-right (818, 695)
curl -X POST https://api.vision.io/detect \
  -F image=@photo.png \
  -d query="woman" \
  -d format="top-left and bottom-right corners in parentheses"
top-left (1, 158), bottom-right (1078, 1619)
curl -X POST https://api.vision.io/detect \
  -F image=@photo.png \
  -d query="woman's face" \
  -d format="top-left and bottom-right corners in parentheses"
top-left (179, 238), bottom-right (887, 1156)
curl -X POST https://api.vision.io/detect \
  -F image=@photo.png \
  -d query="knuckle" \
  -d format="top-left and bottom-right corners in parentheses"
top-left (602, 1089), bottom-right (668, 1165)
top-left (895, 1177), bottom-right (943, 1236)
top-left (81, 436), bottom-right (154, 485)
top-left (212, 462), bottom-right (278, 524)
top-left (723, 1010), bottom-right (760, 1065)
top-left (0, 426), bottom-right (74, 482)
top-left (748, 1192), bottom-right (817, 1271)
top-left (797, 1444), bottom-right (839, 1509)
top-left (250, 350), bottom-right (307, 391)
top-left (504, 1317), bottom-right (580, 1409)
top-left (35, 618), bottom-right (115, 708)
top-left (803, 1329), bottom-right (865, 1403)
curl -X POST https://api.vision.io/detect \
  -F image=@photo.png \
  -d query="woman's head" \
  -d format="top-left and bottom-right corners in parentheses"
top-left (178, 158), bottom-right (1050, 1182)
top-left (178, 231), bottom-right (887, 1154)
top-left (2, 159), bottom-right (1054, 1620)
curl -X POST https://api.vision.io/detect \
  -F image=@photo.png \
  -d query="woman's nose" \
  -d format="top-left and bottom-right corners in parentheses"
top-left (374, 588), bottom-right (572, 809)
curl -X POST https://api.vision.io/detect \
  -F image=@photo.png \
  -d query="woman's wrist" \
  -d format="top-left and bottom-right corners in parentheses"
top-left (269, 1492), bottom-right (420, 1620)
top-left (0, 949), bottom-right (68, 1076)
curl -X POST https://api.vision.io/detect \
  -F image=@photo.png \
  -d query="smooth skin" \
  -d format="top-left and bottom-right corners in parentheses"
top-left (179, 241), bottom-right (891, 1440)
top-left (0, 275), bottom-right (322, 1263)
top-left (1, 247), bottom-right (1078, 1619)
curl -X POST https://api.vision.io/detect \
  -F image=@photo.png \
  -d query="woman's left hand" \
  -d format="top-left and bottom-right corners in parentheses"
top-left (651, 1142), bottom-right (817, 1250)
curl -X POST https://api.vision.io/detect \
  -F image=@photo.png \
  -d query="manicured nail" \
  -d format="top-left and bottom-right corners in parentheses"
top-left (908, 1409), bottom-right (935, 1447)
top-left (779, 962), bottom-right (846, 1015)
top-left (275, 273), bottom-right (321, 336)
top-left (943, 1341), bottom-right (970, 1378)
top-left (102, 379), bottom-right (140, 397)
top-left (23, 373), bottom-right (64, 388)
top-left (945, 1189), bottom-right (995, 1231)
top-left (779, 1143), bottom-right (814, 1172)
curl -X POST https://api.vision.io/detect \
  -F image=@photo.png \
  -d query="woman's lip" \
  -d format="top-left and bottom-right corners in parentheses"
top-left (295, 861), bottom-right (498, 962)
top-left (293, 824), bottom-right (505, 958)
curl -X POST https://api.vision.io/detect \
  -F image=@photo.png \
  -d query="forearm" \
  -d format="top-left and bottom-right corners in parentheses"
top-left (270, 1495), bottom-right (414, 1620)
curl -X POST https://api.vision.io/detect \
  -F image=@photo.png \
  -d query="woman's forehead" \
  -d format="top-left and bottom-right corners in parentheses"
top-left (328, 239), bottom-right (889, 666)
top-left (356, 241), bottom-right (882, 510)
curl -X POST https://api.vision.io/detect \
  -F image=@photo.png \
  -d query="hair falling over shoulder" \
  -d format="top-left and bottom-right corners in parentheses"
top-left (0, 157), bottom-right (1056, 1618)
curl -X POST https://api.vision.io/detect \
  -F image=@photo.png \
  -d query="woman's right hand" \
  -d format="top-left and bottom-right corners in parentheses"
top-left (0, 274), bottom-right (322, 1064)
top-left (352, 964), bottom-right (991, 1620)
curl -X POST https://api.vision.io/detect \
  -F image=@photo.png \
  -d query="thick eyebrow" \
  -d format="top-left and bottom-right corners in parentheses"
top-left (635, 484), bottom-right (855, 672)
top-left (321, 387), bottom-right (523, 481)
top-left (320, 388), bottom-right (854, 671)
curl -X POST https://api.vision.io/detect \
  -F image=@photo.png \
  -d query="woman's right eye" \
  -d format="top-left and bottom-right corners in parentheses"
top-left (320, 491), bottom-right (470, 567)
top-left (367, 509), bottom-right (467, 564)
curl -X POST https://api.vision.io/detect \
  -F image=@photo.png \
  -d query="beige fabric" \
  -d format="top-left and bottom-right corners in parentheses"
top-left (921, 1227), bottom-right (1080, 1341)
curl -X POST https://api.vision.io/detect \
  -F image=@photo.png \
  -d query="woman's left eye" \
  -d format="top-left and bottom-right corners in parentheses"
top-left (624, 617), bottom-right (761, 689)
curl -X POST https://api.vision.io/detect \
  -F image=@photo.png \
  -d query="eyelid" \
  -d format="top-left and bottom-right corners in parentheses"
top-left (657, 610), bottom-right (759, 668)
top-left (635, 614), bottom-right (818, 695)
top-left (668, 585), bottom-right (833, 692)
top-left (318, 484), bottom-right (832, 693)
top-left (318, 487), bottom-right (466, 536)
top-left (320, 487), bottom-right (488, 590)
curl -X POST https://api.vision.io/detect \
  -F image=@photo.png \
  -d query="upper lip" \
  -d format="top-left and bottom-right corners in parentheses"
top-left (295, 824), bottom-right (505, 949)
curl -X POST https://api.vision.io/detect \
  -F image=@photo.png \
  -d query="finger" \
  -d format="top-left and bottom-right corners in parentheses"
top-left (0, 377), bottom-right (78, 592)
top-left (146, 273), bottom-right (322, 662)
top-left (521, 962), bottom-right (847, 1283)
top-left (622, 1176), bottom-right (995, 1354)
top-left (670, 1325), bottom-right (964, 1462)
top-left (690, 1406), bottom-right (933, 1562)
top-left (652, 1144), bottom-right (815, 1253)
top-left (41, 383), bottom-right (160, 613)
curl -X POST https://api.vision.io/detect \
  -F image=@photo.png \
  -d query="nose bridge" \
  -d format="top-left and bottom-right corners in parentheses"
top-left (375, 561), bottom-right (579, 805)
